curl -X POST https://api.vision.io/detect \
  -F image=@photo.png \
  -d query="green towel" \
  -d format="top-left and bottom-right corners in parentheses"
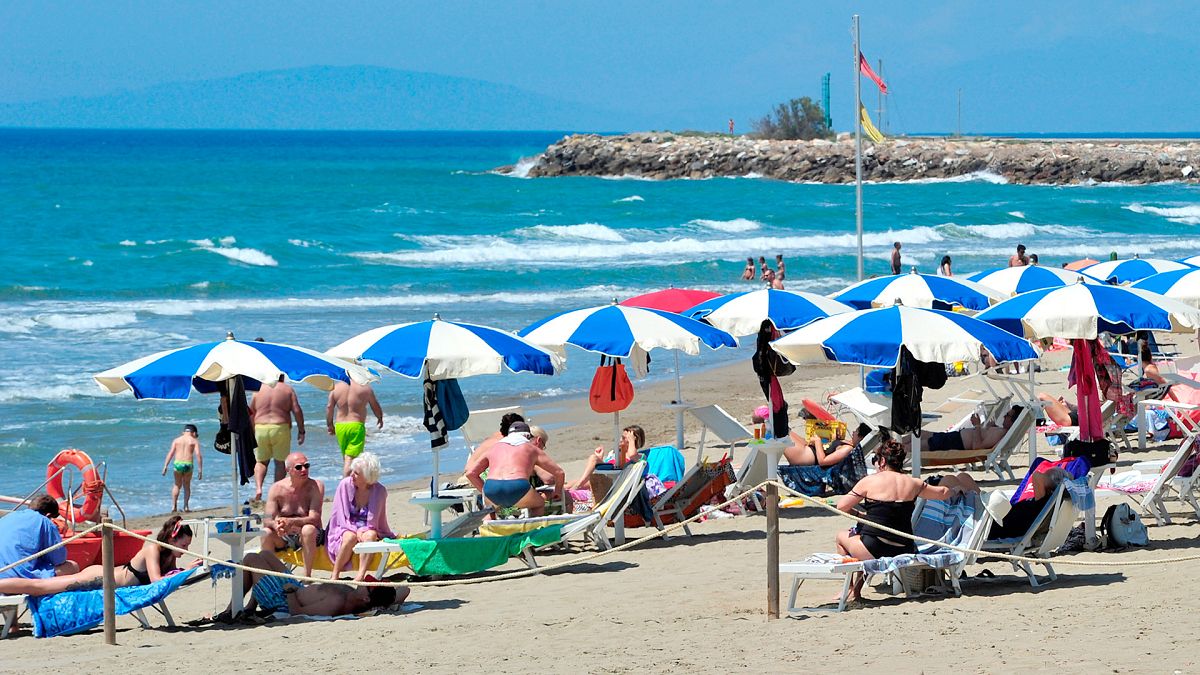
top-left (388, 524), bottom-right (564, 576)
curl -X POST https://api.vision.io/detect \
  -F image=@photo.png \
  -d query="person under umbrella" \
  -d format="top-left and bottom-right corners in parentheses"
top-left (752, 319), bottom-right (795, 439)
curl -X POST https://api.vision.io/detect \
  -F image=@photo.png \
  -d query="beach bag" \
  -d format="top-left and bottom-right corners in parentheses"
top-left (589, 356), bottom-right (634, 413)
top-left (1100, 503), bottom-right (1149, 548)
top-left (1064, 438), bottom-right (1116, 467)
top-left (435, 378), bottom-right (469, 431)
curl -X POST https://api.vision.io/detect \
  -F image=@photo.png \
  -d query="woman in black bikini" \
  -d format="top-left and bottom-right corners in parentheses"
top-left (834, 440), bottom-right (976, 602)
top-left (0, 516), bottom-right (196, 597)
top-left (783, 423), bottom-right (870, 468)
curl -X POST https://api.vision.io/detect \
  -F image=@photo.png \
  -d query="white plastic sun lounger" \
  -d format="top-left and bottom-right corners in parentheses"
top-left (979, 482), bottom-right (1076, 587)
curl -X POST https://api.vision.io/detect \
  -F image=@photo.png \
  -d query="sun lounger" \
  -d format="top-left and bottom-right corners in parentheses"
top-left (349, 507), bottom-right (497, 578)
top-left (626, 457), bottom-right (736, 538)
top-left (20, 567), bottom-right (199, 638)
top-left (1128, 422), bottom-right (1200, 526)
top-left (480, 460), bottom-right (646, 568)
top-left (783, 491), bottom-right (989, 613)
top-left (688, 404), bottom-right (754, 465)
top-left (1, 594), bottom-right (25, 638)
top-left (829, 387), bottom-right (891, 429)
top-left (979, 482), bottom-right (1076, 587)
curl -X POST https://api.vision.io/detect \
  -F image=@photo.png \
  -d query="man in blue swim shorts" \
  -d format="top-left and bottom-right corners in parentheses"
top-left (465, 421), bottom-right (565, 516)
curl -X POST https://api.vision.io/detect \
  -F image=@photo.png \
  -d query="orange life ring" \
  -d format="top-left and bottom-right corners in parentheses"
top-left (46, 448), bottom-right (103, 523)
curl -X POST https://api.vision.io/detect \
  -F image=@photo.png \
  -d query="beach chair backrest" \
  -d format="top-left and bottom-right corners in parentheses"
top-left (1039, 487), bottom-right (1078, 554)
top-left (460, 406), bottom-right (524, 448)
top-left (736, 446), bottom-right (768, 488)
top-left (688, 404), bottom-right (753, 445)
top-left (1148, 436), bottom-right (1197, 497)
top-left (990, 406), bottom-right (1035, 456)
top-left (595, 460), bottom-right (646, 520)
top-left (1022, 482), bottom-right (1068, 549)
top-left (443, 507), bottom-right (495, 538)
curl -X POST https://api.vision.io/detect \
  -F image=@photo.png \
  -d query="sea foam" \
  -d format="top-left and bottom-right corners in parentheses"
top-left (688, 218), bottom-right (763, 233)
top-left (1124, 203), bottom-right (1200, 225)
top-left (520, 223), bottom-right (627, 242)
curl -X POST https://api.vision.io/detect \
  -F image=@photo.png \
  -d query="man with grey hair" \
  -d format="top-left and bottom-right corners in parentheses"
top-left (262, 451), bottom-right (325, 579)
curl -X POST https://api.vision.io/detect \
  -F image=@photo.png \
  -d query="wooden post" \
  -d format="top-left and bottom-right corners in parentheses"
top-left (101, 517), bottom-right (116, 645)
top-left (766, 482), bottom-right (780, 619)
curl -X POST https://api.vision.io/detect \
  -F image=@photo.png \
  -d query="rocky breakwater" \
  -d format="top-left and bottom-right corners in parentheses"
top-left (505, 133), bottom-right (1200, 184)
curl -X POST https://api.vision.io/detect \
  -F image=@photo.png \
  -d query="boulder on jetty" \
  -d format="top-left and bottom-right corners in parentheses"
top-left (501, 133), bottom-right (1200, 185)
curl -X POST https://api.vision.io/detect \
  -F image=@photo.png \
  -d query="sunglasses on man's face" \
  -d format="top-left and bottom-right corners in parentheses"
top-left (292, 463), bottom-right (311, 471)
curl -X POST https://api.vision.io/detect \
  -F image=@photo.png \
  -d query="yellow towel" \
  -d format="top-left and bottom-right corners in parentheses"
top-left (859, 104), bottom-right (885, 143)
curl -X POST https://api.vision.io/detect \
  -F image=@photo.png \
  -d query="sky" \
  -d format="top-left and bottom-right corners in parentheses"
top-left (1, 1), bottom-right (1197, 133)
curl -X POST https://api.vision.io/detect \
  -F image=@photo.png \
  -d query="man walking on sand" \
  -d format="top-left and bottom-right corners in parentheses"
top-left (161, 423), bottom-right (203, 512)
top-left (326, 380), bottom-right (384, 477)
top-left (249, 375), bottom-right (305, 502)
top-left (262, 452), bottom-right (325, 579)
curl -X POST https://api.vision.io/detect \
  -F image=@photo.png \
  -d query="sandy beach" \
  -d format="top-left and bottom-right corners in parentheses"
top-left (5, 341), bottom-right (1200, 674)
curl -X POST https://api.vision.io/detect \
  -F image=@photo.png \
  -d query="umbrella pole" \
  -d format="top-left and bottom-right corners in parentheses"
top-left (910, 432), bottom-right (921, 478)
top-left (673, 353), bottom-right (686, 452)
top-left (1028, 364), bottom-right (1038, 468)
top-left (614, 410), bottom-right (621, 455)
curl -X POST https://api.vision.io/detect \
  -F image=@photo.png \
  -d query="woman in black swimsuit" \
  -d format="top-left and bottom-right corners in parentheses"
top-left (0, 516), bottom-right (196, 597)
top-left (834, 440), bottom-right (975, 602)
top-left (122, 515), bottom-right (195, 586)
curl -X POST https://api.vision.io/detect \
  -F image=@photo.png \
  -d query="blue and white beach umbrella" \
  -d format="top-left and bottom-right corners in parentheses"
top-left (520, 303), bottom-right (737, 358)
top-left (1133, 269), bottom-right (1200, 309)
top-left (326, 316), bottom-right (562, 380)
top-left (770, 305), bottom-right (1039, 369)
top-left (521, 303), bottom-right (736, 450)
top-left (833, 271), bottom-right (1004, 311)
top-left (1179, 255), bottom-right (1200, 267)
top-left (683, 288), bottom-right (853, 336)
top-left (94, 333), bottom-right (377, 400)
top-left (967, 265), bottom-right (1098, 297)
top-left (975, 281), bottom-right (1200, 339)
top-left (1079, 257), bottom-right (1194, 284)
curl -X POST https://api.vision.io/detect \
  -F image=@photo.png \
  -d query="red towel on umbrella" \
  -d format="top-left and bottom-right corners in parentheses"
top-left (1068, 338), bottom-right (1104, 442)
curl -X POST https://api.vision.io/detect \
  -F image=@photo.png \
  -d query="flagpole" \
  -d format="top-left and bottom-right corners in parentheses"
top-left (853, 14), bottom-right (863, 283)
top-left (854, 15), bottom-right (865, 391)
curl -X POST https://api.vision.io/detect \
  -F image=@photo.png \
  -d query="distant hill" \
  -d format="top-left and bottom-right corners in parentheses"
top-left (0, 65), bottom-right (622, 131)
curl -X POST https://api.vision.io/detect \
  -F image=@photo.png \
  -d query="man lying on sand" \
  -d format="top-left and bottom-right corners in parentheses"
top-left (904, 406), bottom-right (1023, 454)
top-left (220, 551), bottom-right (406, 620)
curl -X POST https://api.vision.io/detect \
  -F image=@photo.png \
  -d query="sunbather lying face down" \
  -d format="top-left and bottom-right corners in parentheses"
top-left (906, 406), bottom-right (1023, 454)
top-left (220, 551), bottom-right (407, 619)
top-left (832, 441), bottom-right (979, 602)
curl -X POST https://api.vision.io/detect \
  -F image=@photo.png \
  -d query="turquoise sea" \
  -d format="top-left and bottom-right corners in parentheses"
top-left (2, 128), bottom-right (1199, 515)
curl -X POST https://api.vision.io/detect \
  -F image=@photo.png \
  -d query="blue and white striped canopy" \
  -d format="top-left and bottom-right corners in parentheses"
top-left (833, 272), bottom-right (1004, 311)
top-left (1079, 257), bottom-right (1194, 284)
top-left (326, 318), bottom-right (561, 380)
top-left (94, 336), bottom-right (377, 400)
top-left (770, 305), bottom-right (1039, 368)
top-left (967, 265), bottom-right (1098, 297)
top-left (975, 281), bottom-right (1200, 339)
top-left (1132, 269), bottom-right (1200, 309)
top-left (1179, 255), bottom-right (1200, 267)
top-left (683, 288), bottom-right (853, 336)
top-left (520, 304), bottom-right (737, 358)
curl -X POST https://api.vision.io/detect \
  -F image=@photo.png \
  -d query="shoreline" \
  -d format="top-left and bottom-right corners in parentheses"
top-left (501, 132), bottom-right (1200, 184)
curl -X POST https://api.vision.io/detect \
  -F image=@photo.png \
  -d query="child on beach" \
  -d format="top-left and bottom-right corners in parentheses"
top-left (162, 424), bottom-right (202, 512)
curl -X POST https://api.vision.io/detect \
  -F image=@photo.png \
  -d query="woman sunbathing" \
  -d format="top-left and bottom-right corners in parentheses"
top-left (1038, 393), bottom-right (1079, 427)
top-left (0, 516), bottom-right (196, 597)
top-left (566, 424), bottom-right (645, 491)
top-left (783, 423), bottom-right (870, 468)
top-left (834, 440), bottom-right (977, 602)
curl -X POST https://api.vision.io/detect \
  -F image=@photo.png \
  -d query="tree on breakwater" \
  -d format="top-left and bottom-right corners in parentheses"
top-left (753, 97), bottom-right (833, 141)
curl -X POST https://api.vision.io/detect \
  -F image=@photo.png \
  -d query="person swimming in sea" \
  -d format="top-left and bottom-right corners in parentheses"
top-left (162, 424), bottom-right (202, 512)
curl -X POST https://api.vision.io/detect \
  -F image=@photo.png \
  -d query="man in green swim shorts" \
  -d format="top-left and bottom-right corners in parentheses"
top-left (162, 424), bottom-right (203, 512)
top-left (326, 380), bottom-right (384, 476)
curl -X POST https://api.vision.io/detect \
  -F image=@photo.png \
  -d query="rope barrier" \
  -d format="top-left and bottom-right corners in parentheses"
top-left (9, 480), bottom-right (1200, 596)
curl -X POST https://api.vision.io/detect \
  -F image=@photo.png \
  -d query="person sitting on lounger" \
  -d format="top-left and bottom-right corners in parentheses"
top-left (987, 466), bottom-right (1069, 540)
top-left (906, 405), bottom-right (1023, 454)
top-left (834, 440), bottom-right (977, 602)
top-left (326, 452), bottom-right (394, 581)
top-left (0, 515), bottom-right (196, 597)
top-left (465, 421), bottom-right (565, 515)
top-left (784, 422), bottom-right (871, 467)
top-left (222, 550), bottom-right (405, 619)
top-left (0, 494), bottom-right (79, 581)
top-left (1038, 393), bottom-right (1079, 427)
top-left (1134, 342), bottom-right (1167, 389)
top-left (565, 424), bottom-right (645, 492)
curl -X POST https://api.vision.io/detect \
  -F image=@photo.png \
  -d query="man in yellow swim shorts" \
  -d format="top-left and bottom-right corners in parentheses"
top-left (326, 380), bottom-right (384, 476)
top-left (249, 375), bottom-right (306, 502)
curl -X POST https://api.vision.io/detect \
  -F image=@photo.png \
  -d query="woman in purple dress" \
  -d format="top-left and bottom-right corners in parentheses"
top-left (326, 452), bottom-right (394, 581)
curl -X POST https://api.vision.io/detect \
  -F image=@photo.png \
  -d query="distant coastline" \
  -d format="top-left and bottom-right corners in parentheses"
top-left (501, 132), bottom-right (1200, 185)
